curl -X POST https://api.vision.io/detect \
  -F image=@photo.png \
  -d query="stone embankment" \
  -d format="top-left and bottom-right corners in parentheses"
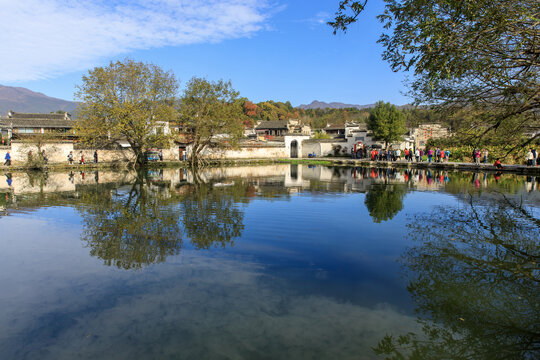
top-left (1, 157), bottom-right (539, 175)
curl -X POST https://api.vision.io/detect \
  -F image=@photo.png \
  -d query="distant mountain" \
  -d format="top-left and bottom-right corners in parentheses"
top-left (298, 100), bottom-right (376, 110)
top-left (0, 85), bottom-right (78, 115)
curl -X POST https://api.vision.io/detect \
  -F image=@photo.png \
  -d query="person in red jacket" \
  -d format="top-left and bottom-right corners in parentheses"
top-left (493, 158), bottom-right (503, 169)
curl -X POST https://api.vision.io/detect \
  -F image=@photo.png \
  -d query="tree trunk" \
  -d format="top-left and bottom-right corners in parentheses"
top-left (190, 144), bottom-right (200, 168)
top-left (133, 147), bottom-right (146, 168)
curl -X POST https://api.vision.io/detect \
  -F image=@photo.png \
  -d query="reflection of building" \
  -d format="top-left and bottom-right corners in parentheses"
top-left (0, 111), bottom-right (74, 140)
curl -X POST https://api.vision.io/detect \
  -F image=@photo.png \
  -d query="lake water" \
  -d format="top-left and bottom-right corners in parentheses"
top-left (0, 165), bottom-right (538, 360)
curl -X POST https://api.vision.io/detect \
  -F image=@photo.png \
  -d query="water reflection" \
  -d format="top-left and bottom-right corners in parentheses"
top-left (181, 181), bottom-right (247, 250)
top-left (364, 183), bottom-right (407, 223)
top-left (75, 171), bottom-right (254, 268)
top-left (0, 164), bottom-right (538, 359)
top-left (374, 193), bottom-right (540, 359)
top-left (77, 173), bottom-right (184, 270)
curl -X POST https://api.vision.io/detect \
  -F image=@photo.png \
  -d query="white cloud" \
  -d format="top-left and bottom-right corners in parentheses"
top-left (296, 11), bottom-right (331, 28)
top-left (0, 0), bottom-right (272, 82)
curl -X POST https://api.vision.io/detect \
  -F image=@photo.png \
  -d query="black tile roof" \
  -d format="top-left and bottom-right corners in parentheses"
top-left (1, 111), bottom-right (73, 128)
top-left (255, 120), bottom-right (289, 130)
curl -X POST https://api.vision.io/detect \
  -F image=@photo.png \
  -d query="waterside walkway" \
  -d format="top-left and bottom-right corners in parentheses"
top-left (1, 158), bottom-right (540, 175)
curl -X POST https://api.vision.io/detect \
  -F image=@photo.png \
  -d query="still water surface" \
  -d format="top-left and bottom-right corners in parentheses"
top-left (0, 165), bottom-right (538, 359)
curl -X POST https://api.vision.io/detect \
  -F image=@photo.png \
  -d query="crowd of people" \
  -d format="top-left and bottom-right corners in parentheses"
top-left (354, 146), bottom-right (452, 163)
top-left (351, 145), bottom-right (540, 170)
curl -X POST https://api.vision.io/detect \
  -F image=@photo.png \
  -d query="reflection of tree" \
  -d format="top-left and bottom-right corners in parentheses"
top-left (374, 194), bottom-right (540, 359)
top-left (78, 174), bottom-right (183, 270)
top-left (181, 180), bottom-right (247, 249)
top-left (364, 183), bottom-right (406, 223)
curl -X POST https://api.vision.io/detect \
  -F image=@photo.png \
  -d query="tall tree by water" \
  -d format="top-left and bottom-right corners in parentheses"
top-left (368, 101), bottom-right (406, 149)
top-left (330, 0), bottom-right (540, 149)
top-left (75, 59), bottom-right (178, 166)
top-left (178, 77), bottom-right (244, 167)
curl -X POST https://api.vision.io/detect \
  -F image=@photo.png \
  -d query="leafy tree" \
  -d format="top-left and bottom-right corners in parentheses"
top-left (313, 131), bottom-right (331, 139)
top-left (301, 107), bottom-right (370, 129)
top-left (364, 183), bottom-right (406, 222)
top-left (373, 193), bottom-right (540, 358)
top-left (368, 101), bottom-right (406, 148)
top-left (178, 77), bottom-right (244, 167)
top-left (330, 0), bottom-right (540, 151)
top-left (75, 59), bottom-right (178, 166)
top-left (243, 100), bottom-right (258, 117)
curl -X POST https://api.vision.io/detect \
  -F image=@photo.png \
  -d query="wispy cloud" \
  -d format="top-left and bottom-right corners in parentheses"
top-left (296, 11), bottom-right (331, 28)
top-left (0, 0), bottom-right (273, 82)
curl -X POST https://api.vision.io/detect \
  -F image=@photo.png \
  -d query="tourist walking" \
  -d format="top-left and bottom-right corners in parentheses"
top-left (475, 149), bottom-right (481, 164)
top-left (419, 149), bottom-right (424, 162)
top-left (415, 148), bottom-right (420, 162)
top-left (483, 149), bottom-right (489, 164)
top-left (93, 150), bottom-right (98, 164)
top-left (526, 149), bottom-right (534, 166)
top-left (159, 150), bottom-right (163, 161)
top-left (436, 147), bottom-right (441, 162)
top-left (68, 151), bottom-right (73, 165)
top-left (4, 151), bottom-right (11, 166)
top-left (427, 148), bottom-right (433, 163)
top-left (395, 149), bottom-right (401, 161)
top-left (444, 149), bottom-right (450, 162)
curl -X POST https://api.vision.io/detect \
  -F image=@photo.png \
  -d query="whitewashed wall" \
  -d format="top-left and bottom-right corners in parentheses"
top-left (194, 146), bottom-right (288, 159)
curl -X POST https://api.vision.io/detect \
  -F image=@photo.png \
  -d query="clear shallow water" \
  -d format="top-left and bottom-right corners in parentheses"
top-left (0, 165), bottom-right (538, 360)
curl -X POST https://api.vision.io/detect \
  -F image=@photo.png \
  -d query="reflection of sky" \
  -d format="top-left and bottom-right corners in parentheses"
top-left (0, 186), bottom-right (492, 359)
top-left (0, 205), bottom-right (423, 360)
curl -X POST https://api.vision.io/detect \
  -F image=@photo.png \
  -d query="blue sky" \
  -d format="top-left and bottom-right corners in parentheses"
top-left (0, 0), bottom-right (409, 106)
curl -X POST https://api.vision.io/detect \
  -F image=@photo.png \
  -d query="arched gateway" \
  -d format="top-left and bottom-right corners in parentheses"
top-left (290, 140), bottom-right (298, 158)
top-left (284, 135), bottom-right (310, 159)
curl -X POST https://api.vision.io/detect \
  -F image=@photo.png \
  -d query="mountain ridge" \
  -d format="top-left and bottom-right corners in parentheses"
top-left (0, 84), bottom-right (78, 115)
top-left (298, 100), bottom-right (376, 110)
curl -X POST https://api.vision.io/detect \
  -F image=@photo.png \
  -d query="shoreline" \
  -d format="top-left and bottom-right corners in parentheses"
top-left (1, 157), bottom-right (539, 175)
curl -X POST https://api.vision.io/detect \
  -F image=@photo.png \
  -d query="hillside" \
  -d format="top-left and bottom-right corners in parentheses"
top-left (0, 85), bottom-right (78, 115)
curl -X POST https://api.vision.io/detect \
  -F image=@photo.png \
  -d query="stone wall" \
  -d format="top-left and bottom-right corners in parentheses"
top-left (0, 140), bottom-right (290, 166)
top-left (73, 148), bottom-right (136, 163)
top-left (301, 140), bottom-right (348, 157)
top-left (194, 145), bottom-right (288, 159)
